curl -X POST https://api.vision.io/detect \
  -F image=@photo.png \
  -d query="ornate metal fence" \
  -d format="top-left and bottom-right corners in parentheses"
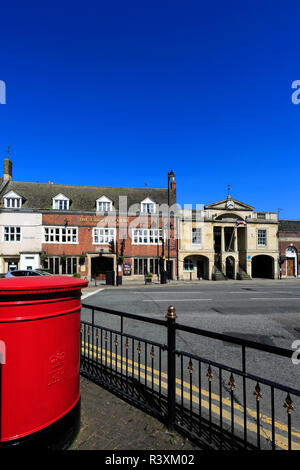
top-left (80, 303), bottom-right (300, 450)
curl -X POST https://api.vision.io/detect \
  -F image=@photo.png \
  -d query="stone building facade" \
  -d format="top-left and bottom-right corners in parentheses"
top-left (179, 195), bottom-right (279, 280)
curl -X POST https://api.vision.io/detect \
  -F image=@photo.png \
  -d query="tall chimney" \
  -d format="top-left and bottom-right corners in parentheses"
top-left (170, 171), bottom-right (176, 200)
top-left (4, 158), bottom-right (12, 180)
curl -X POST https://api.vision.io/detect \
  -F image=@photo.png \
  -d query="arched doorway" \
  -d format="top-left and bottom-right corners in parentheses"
top-left (183, 255), bottom-right (209, 280)
top-left (91, 256), bottom-right (113, 280)
top-left (286, 246), bottom-right (298, 277)
top-left (226, 256), bottom-right (235, 279)
top-left (252, 255), bottom-right (274, 279)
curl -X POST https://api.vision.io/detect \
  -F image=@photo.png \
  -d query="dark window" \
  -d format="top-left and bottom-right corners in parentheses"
top-left (144, 259), bottom-right (148, 274)
top-left (139, 259), bottom-right (143, 274)
top-left (72, 258), bottom-right (77, 274)
top-left (150, 259), bottom-right (154, 274)
top-left (61, 259), bottom-right (66, 274)
top-left (134, 259), bottom-right (138, 275)
top-left (54, 258), bottom-right (59, 274)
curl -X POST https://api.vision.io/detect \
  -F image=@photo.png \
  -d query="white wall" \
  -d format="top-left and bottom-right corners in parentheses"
top-left (0, 212), bottom-right (43, 271)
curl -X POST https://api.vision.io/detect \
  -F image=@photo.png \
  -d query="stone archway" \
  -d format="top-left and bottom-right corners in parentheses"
top-left (182, 254), bottom-right (210, 280)
top-left (252, 255), bottom-right (274, 279)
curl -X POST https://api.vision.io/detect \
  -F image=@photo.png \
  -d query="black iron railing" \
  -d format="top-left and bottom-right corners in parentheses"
top-left (80, 303), bottom-right (300, 450)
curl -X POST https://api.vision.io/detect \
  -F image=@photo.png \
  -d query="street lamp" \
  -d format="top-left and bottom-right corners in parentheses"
top-left (159, 236), bottom-right (166, 284)
top-left (167, 170), bottom-right (175, 280)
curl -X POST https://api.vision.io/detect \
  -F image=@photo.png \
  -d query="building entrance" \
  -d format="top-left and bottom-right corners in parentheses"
top-left (91, 256), bottom-right (113, 280)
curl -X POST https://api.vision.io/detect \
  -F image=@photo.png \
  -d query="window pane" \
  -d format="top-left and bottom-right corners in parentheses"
top-left (139, 259), bottom-right (143, 274)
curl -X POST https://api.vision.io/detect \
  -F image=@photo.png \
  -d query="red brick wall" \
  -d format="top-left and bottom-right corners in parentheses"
top-left (42, 212), bottom-right (178, 276)
top-left (278, 233), bottom-right (300, 276)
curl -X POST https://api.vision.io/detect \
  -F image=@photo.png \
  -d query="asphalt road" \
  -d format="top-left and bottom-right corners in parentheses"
top-left (81, 279), bottom-right (300, 449)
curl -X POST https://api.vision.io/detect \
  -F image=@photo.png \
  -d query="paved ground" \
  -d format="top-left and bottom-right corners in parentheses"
top-left (79, 278), bottom-right (300, 450)
top-left (70, 377), bottom-right (198, 450)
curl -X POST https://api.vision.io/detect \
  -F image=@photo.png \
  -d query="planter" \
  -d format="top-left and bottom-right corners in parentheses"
top-left (145, 277), bottom-right (152, 284)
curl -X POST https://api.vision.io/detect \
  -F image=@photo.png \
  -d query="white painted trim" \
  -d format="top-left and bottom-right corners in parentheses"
top-left (3, 191), bottom-right (22, 209)
top-left (140, 197), bottom-right (156, 214)
top-left (92, 227), bottom-right (116, 244)
top-left (2, 226), bottom-right (22, 242)
top-left (131, 228), bottom-right (164, 245)
top-left (43, 226), bottom-right (78, 244)
top-left (52, 193), bottom-right (70, 210)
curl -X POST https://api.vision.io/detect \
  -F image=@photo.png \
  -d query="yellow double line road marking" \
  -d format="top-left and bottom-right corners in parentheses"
top-left (81, 341), bottom-right (300, 450)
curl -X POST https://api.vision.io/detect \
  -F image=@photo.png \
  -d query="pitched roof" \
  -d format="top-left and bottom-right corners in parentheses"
top-left (0, 180), bottom-right (176, 212)
top-left (279, 220), bottom-right (300, 233)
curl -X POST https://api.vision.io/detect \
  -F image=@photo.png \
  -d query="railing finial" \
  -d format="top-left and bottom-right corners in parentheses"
top-left (166, 305), bottom-right (176, 320)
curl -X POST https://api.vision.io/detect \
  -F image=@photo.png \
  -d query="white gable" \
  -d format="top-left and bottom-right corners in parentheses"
top-left (96, 195), bottom-right (113, 204)
top-left (52, 193), bottom-right (69, 201)
top-left (3, 190), bottom-right (22, 199)
top-left (141, 197), bottom-right (155, 205)
top-left (3, 190), bottom-right (23, 208)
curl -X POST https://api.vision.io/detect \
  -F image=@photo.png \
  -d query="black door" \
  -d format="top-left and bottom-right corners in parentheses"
top-left (197, 260), bottom-right (204, 279)
top-left (166, 261), bottom-right (173, 280)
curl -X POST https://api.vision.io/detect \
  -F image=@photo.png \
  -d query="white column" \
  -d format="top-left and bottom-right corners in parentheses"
top-left (208, 259), bottom-right (214, 280)
top-left (234, 227), bottom-right (238, 252)
top-left (221, 227), bottom-right (225, 252)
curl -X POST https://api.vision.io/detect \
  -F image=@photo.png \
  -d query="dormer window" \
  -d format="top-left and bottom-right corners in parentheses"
top-left (3, 191), bottom-right (22, 209)
top-left (141, 198), bottom-right (156, 214)
top-left (52, 194), bottom-right (70, 210)
top-left (96, 196), bottom-right (113, 213)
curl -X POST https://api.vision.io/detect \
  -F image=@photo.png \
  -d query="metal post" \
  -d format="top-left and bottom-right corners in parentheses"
top-left (166, 305), bottom-right (176, 429)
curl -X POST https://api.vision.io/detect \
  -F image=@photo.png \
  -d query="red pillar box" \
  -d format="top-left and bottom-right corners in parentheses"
top-left (0, 276), bottom-right (88, 449)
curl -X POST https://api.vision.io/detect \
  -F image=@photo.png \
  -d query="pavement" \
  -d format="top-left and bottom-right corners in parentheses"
top-left (69, 377), bottom-right (198, 451)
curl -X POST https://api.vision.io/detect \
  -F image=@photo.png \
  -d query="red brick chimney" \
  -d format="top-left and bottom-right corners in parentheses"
top-left (169, 170), bottom-right (176, 200)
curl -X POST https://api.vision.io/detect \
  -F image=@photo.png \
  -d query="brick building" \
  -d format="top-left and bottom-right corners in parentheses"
top-left (0, 158), bottom-right (178, 281)
top-left (278, 220), bottom-right (300, 278)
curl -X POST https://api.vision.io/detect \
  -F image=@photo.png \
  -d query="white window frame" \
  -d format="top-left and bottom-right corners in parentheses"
top-left (93, 227), bottom-right (116, 244)
top-left (3, 226), bottom-right (21, 242)
top-left (132, 228), bottom-right (163, 245)
top-left (43, 226), bottom-right (78, 244)
top-left (257, 229), bottom-right (267, 246)
top-left (52, 194), bottom-right (70, 211)
top-left (140, 198), bottom-right (156, 214)
top-left (192, 227), bottom-right (202, 245)
top-left (3, 191), bottom-right (22, 209)
top-left (96, 196), bottom-right (113, 213)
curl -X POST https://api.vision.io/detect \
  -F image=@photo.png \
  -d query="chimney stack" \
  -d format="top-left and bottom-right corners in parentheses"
top-left (4, 158), bottom-right (12, 181)
top-left (170, 170), bottom-right (176, 199)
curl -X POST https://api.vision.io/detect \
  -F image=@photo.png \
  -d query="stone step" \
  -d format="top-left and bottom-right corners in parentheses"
top-left (237, 267), bottom-right (251, 280)
top-left (212, 267), bottom-right (227, 281)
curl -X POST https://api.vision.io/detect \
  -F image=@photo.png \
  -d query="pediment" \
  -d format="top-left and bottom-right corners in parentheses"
top-left (3, 190), bottom-right (22, 199)
top-left (204, 197), bottom-right (254, 212)
top-left (52, 193), bottom-right (69, 201)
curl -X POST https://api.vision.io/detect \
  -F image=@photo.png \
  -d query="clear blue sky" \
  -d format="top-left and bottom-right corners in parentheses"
top-left (1, 0), bottom-right (300, 218)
